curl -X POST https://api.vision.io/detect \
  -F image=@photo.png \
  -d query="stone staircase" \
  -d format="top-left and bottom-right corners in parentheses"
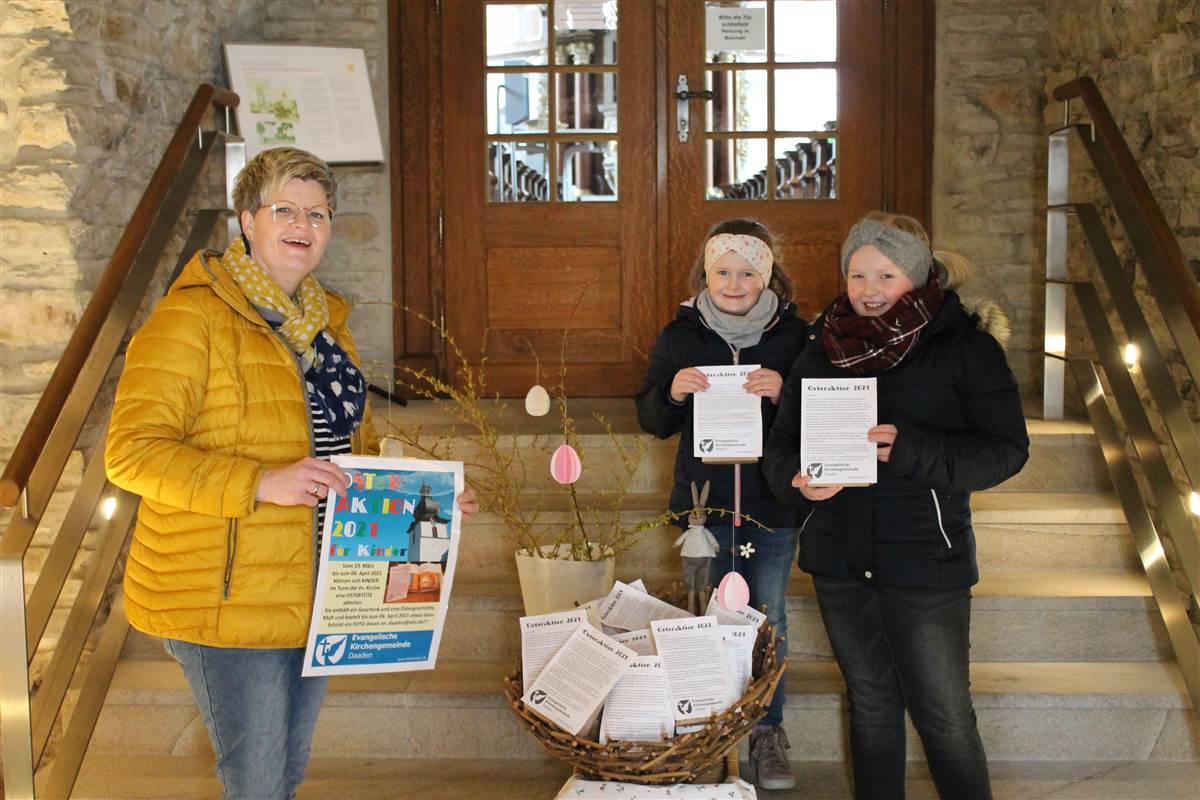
top-left (71, 401), bottom-right (1199, 798)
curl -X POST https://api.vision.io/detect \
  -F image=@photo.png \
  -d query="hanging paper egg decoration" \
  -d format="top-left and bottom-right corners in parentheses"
top-left (525, 384), bottom-right (551, 417)
top-left (550, 444), bottom-right (582, 484)
top-left (717, 570), bottom-right (751, 612)
top-left (379, 436), bottom-right (405, 458)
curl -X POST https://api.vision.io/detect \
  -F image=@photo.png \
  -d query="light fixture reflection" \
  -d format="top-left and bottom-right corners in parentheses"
top-left (1190, 491), bottom-right (1200, 517)
top-left (101, 496), bottom-right (117, 520)
top-left (1123, 343), bottom-right (1139, 368)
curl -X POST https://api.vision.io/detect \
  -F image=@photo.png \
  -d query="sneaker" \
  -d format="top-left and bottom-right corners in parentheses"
top-left (748, 724), bottom-right (796, 790)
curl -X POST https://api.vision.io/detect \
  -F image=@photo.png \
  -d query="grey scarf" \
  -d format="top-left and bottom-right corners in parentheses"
top-left (694, 289), bottom-right (780, 349)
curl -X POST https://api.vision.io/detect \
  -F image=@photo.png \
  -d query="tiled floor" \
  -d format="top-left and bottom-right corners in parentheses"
top-left (71, 756), bottom-right (1200, 799)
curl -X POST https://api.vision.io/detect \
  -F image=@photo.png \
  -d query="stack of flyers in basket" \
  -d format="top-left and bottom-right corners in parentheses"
top-left (519, 580), bottom-right (766, 741)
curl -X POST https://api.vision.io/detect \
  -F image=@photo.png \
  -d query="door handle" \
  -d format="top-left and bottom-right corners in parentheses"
top-left (675, 74), bottom-right (714, 143)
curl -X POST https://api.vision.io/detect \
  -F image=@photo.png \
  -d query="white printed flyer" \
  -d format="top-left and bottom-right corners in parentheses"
top-left (692, 364), bottom-right (763, 461)
top-left (301, 455), bottom-right (463, 676)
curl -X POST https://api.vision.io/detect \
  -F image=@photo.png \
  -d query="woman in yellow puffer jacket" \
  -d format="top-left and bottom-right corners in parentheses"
top-left (106, 147), bottom-right (477, 800)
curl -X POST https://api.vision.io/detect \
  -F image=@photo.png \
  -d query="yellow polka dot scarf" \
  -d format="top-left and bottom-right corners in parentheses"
top-left (220, 235), bottom-right (366, 437)
top-left (221, 234), bottom-right (328, 365)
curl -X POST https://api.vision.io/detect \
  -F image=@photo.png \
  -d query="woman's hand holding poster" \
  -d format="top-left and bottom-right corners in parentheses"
top-left (302, 455), bottom-right (463, 676)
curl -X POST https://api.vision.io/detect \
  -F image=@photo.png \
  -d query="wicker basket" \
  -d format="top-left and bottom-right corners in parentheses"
top-left (503, 612), bottom-right (786, 785)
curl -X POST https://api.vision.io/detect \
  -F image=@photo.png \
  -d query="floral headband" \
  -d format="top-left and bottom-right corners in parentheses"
top-left (703, 233), bottom-right (774, 287)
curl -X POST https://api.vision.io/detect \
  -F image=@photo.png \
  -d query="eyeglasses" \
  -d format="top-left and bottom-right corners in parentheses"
top-left (260, 202), bottom-right (334, 228)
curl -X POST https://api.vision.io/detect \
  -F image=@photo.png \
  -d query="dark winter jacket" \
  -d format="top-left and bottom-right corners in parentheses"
top-left (636, 300), bottom-right (808, 531)
top-left (763, 291), bottom-right (1028, 589)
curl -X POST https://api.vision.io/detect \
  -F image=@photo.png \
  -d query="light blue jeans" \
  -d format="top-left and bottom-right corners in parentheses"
top-left (708, 525), bottom-right (797, 726)
top-left (163, 639), bottom-right (328, 800)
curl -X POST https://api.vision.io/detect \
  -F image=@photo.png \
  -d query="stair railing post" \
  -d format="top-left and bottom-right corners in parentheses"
top-left (1, 548), bottom-right (35, 799)
top-left (1044, 125), bottom-right (1072, 420)
top-left (223, 133), bottom-right (246, 245)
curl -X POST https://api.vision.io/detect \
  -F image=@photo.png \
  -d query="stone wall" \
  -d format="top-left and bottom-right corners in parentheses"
top-left (261, 0), bottom-right (393, 385)
top-left (1044, 0), bottom-right (1200, 418)
top-left (1, 0), bottom-right (267, 461)
top-left (931, 0), bottom-right (1050, 399)
top-left (0, 0), bottom-right (392, 470)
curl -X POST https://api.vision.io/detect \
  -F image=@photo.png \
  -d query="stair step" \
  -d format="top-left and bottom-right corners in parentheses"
top-left (377, 400), bottom-right (1112, 495)
top-left (92, 658), bottom-right (1197, 764)
top-left (122, 568), bottom-right (1168, 664)
top-left (70, 755), bottom-right (1200, 800)
top-left (447, 492), bottom-right (1133, 584)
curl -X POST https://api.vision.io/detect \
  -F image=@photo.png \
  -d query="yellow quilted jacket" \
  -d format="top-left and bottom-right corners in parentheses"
top-left (106, 249), bottom-right (380, 648)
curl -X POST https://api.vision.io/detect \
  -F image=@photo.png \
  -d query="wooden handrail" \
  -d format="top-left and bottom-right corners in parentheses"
top-left (1053, 76), bottom-right (1200, 336)
top-left (0, 84), bottom-right (239, 508)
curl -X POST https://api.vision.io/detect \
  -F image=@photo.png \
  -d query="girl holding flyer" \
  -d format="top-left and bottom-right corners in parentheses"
top-left (635, 218), bottom-right (806, 791)
top-left (764, 212), bottom-right (1028, 799)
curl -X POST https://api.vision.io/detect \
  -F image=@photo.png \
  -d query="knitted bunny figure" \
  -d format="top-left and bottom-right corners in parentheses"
top-left (675, 480), bottom-right (719, 614)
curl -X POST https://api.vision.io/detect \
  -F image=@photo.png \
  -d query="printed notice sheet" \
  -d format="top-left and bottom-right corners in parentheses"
top-left (599, 655), bottom-right (674, 743)
top-left (521, 608), bottom-right (586, 692)
top-left (705, 588), bottom-right (767, 629)
top-left (302, 456), bottom-right (462, 676)
top-left (224, 44), bottom-right (384, 163)
top-left (693, 364), bottom-right (763, 461)
top-left (598, 581), bottom-right (692, 631)
top-left (800, 378), bottom-right (878, 486)
top-left (720, 625), bottom-right (757, 705)
top-left (650, 616), bottom-right (732, 724)
top-left (612, 629), bottom-right (656, 656)
top-left (556, 776), bottom-right (757, 799)
top-left (522, 622), bottom-right (636, 735)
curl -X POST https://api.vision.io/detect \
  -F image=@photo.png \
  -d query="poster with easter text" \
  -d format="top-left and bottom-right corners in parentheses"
top-left (302, 455), bottom-right (463, 676)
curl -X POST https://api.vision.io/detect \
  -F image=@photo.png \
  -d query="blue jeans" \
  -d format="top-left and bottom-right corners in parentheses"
top-left (708, 525), bottom-right (796, 727)
top-left (812, 576), bottom-right (992, 800)
top-left (163, 639), bottom-right (328, 800)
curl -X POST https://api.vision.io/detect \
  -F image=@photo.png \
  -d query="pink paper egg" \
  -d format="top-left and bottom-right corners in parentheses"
top-left (717, 571), bottom-right (751, 612)
top-left (550, 444), bottom-right (582, 484)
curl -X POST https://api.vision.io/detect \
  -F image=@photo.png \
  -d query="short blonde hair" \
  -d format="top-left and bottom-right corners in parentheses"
top-left (858, 210), bottom-right (972, 291)
top-left (232, 147), bottom-right (338, 225)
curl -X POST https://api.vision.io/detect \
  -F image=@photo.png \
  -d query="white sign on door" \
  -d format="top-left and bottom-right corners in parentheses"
top-left (705, 7), bottom-right (767, 53)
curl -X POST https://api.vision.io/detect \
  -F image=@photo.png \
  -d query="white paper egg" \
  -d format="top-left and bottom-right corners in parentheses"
top-left (379, 437), bottom-right (405, 458)
top-left (525, 384), bottom-right (551, 417)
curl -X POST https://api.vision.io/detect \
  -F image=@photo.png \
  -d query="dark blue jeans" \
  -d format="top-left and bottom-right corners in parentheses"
top-left (812, 576), bottom-right (992, 799)
top-left (708, 525), bottom-right (796, 726)
top-left (164, 639), bottom-right (328, 800)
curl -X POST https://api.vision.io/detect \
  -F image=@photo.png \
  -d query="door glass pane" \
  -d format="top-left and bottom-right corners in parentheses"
top-left (557, 140), bottom-right (618, 201)
top-left (487, 3), bottom-right (548, 66)
top-left (706, 137), bottom-right (767, 199)
top-left (557, 72), bottom-right (618, 132)
top-left (554, 0), bottom-right (618, 65)
top-left (706, 69), bottom-right (767, 132)
top-left (775, 136), bottom-right (836, 199)
top-left (705, 1), bottom-right (767, 64)
top-left (486, 72), bottom-right (550, 134)
top-left (774, 0), bottom-right (837, 62)
top-left (774, 68), bottom-right (837, 131)
top-left (488, 141), bottom-right (550, 202)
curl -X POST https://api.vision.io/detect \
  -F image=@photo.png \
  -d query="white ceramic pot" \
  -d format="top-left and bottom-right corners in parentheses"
top-left (514, 544), bottom-right (615, 616)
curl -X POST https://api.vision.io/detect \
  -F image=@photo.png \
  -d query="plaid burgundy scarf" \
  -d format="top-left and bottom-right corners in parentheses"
top-left (822, 278), bottom-right (945, 374)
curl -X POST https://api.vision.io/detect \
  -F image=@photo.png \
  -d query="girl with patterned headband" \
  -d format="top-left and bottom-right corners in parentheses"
top-left (764, 211), bottom-right (1029, 799)
top-left (634, 218), bottom-right (806, 791)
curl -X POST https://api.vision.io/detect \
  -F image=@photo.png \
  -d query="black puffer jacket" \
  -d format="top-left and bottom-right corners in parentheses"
top-left (636, 301), bottom-right (807, 530)
top-left (764, 291), bottom-right (1028, 589)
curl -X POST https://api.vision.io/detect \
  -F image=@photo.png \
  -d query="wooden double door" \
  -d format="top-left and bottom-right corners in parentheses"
top-left (392, 0), bottom-right (931, 396)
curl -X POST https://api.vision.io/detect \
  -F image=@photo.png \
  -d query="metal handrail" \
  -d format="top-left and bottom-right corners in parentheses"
top-left (1053, 76), bottom-right (1200, 382)
top-left (1042, 77), bottom-right (1200, 712)
top-left (0, 84), bottom-right (241, 800)
top-left (0, 84), bottom-right (239, 510)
